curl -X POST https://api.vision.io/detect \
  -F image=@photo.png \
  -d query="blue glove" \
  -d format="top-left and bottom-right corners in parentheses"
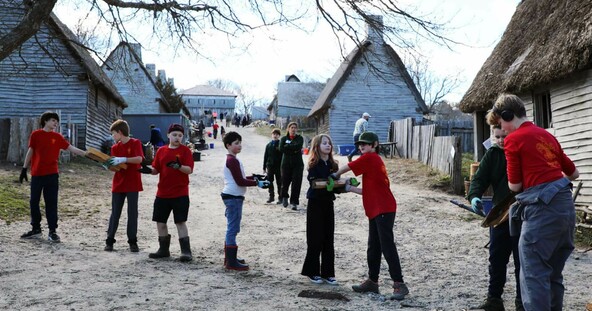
top-left (329, 173), bottom-right (340, 181)
top-left (257, 180), bottom-right (270, 188)
top-left (471, 197), bottom-right (483, 214)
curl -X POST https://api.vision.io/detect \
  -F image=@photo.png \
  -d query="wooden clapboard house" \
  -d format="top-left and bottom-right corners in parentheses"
top-left (0, 6), bottom-right (126, 160)
top-left (268, 75), bottom-right (325, 124)
top-left (307, 15), bottom-right (429, 147)
top-left (459, 0), bottom-right (592, 205)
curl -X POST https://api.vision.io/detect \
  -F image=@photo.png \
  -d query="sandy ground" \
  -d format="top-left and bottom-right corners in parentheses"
top-left (0, 127), bottom-right (590, 311)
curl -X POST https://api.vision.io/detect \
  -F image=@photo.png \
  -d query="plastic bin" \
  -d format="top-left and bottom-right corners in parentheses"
top-left (192, 152), bottom-right (201, 161)
top-left (209, 143), bottom-right (214, 149)
top-left (337, 144), bottom-right (356, 156)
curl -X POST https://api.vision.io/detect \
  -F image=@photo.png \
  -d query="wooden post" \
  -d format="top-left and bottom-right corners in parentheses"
top-left (452, 136), bottom-right (463, 195)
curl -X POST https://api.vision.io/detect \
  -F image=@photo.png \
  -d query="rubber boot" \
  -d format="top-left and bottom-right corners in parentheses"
top-left (148, 234), bottom-right (171, 259)
top-left (224, 245), bottom-right (249, 271)
top-left (179, 236), bottom-right (193, 262)
top-left (224, 242), bottom-right (246, 266)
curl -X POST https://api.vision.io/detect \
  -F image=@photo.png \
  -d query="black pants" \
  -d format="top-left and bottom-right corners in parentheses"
top-left (29, 174), bottom-right (59, 231)
top-left (280, 165), bottom-right (303, 205)
top-left (267, 167), bottom-right (281, 199)
top-left (368, 212), bottom-right (404, 283)
top-left (107, 192), bottom-right (139, 242)
top-left (488, 221), bottom-right (521, 300)
top-left (301, 198), bottom-right (335, 278)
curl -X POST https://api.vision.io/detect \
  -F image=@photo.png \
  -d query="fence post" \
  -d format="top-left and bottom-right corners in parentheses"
top-left (452, 136), bottom-right (463, 194)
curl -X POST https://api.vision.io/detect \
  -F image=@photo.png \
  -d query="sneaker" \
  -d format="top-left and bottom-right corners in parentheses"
top-left (48, 231), bottom-right (61, 243)
top-left (308, 276), bottom-right (323, 284)
top-left (21, 229), bottom-right (42, 239)
top-left (129, 242), bottom-right (139, 253)
top-left (352, 279), bottom-right (379, 294)
top-left (104, 244), bottom-right (114, 252)
top-left (389, 282), bottom-right (409, 300)
top-left (291, 204), bottom-right (298, 211)
top-left (324, 277), bottom-right (339, 285)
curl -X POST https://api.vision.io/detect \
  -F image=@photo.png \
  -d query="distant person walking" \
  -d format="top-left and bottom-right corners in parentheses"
top-left (150, 124), bottom-right (165, 148)
top-left (348, 112), bottom-right (371, 162)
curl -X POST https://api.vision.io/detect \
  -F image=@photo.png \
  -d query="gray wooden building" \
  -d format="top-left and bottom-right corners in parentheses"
top-left (0, 7), bottom-right (126, 150)
top-left (307, 16), bottom-right (429, 147)
top-left (179, 85), bottom-right (236, 122)
top-left (459, 0), bottom-right (592, 205)
top-left (102, 42), bottom-right (170, 114)
top-left (267, 75), bottom-right (325, 124)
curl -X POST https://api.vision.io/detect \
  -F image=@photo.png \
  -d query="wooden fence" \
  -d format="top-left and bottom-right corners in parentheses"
top-left (389, 118), bottom-right (463, 194)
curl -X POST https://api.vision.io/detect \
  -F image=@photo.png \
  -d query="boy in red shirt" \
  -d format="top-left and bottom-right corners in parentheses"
top-left (20, 111), bottom-right (88, 243)
top-left (330, 131), bottom-right (409, 300)
top-left (104, 119), bottom-right (144, 252)
top-left (147, 123), bottom-right (195, 262)
top-left (486, 94), bottom-right (579, 311)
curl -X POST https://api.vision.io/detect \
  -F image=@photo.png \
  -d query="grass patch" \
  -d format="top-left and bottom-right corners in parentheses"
top-left (0, 173), bottom-right (30, 225)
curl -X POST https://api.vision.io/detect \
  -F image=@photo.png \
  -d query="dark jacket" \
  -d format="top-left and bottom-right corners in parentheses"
top-left (279, 134), bottom-right (304, 168)
top-left (306, 159), bottom-right (336, 200)
top-left (263, 140), bottom-right (282, 171)
top-left (468, 144), bottom-right (511, 206)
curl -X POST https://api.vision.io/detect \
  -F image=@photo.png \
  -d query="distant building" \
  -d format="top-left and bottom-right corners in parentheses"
top-left (179, 85), bottom-right (236, 122)
top-left (268, 74), bottom-right (325, 124)
top-left (0, 9), bottom-right (126, 151)
top-left (250, 105), bottom-right (269, 121)
top-left (308, 15), bottom-right (428, 146)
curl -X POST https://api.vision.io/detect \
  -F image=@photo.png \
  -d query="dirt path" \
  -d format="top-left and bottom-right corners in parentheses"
top-left (0, 127), bottom-right (590, 310)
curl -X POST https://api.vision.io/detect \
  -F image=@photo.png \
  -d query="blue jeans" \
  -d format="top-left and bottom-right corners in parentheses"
top-left (222, 196), bottom-right (244, 246)
top-left (515, 178), bottom-right (575, 311)
top-left (30, 174), bottom-right (59, 231)
top-left (348, 134), bottom-right (360, 158)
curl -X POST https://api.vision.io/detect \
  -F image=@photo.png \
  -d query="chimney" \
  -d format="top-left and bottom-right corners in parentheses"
top-left (157, 70), bottom-right (167, 82)
top-left (128, 42), bottom-right (142, 60)
top-left (168, 78), bottom-right (175, 86)
top-left (145, 64), bottom-right (156, 80)
top-left (366, 15), bottom-right (384, 44)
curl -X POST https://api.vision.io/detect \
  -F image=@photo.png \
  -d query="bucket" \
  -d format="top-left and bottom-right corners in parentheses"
top-left (470, 162), bottom-right (480, 180)
top-left (303, 148), bottom-right (309, 155)
top-left (209, 143), bottom-right (214, 149)
top-left (192, 152), bottom-right (201, 161)
top-left (208, 132), bottom-right (212, 137)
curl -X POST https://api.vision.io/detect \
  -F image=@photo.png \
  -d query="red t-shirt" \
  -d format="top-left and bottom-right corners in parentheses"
top-left (504, 122), bottom-right (576, 190)
top-left (111, 138), bottom-right (144, 193)
top-left (28, 129), bottom-right (70, 176)
top-left (348, 152), bottom-right (397, 219)
top-left (152, 144), bottom-right (194, 198)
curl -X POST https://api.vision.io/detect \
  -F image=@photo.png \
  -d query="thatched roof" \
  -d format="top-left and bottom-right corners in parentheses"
top-left (459, 0), bottom-right (592, 113)
top-left (308, 41), bottom-right (427, 117)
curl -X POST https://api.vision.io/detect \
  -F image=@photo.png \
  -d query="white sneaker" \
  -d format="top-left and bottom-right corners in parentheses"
top-left (324, 277), bottom-right (338, 285)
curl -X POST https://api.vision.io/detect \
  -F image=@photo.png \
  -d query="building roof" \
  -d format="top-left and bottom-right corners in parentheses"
top-left (179, 85), bottom-right (237, 97)
top-left (459, 0), bottom-right (592, 113)
top-left (277, 80), bottom-right (325, 110)
top-left (308, 40), bottom-right (428, 117)
top-left (49, 14), bottom-right (126, 107)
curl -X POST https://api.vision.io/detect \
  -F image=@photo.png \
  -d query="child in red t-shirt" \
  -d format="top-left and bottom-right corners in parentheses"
top-left (147, 123), bottom-right (195, 262)
top-left (20, 111), bottom-right (88, 243)
top-left (103, 120), bottom-right (144, 252)
top-left (331, 131), bottom-right (409, 301)
top-left (213, 122), bottom-right (220, 139)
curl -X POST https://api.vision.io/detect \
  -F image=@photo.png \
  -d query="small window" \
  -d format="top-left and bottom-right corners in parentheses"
top-left (533, 91), bottom-right (552, 128)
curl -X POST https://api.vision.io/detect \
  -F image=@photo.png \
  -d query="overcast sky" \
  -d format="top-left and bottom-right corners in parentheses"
top-left (54, 0), bottom-right (519, 105)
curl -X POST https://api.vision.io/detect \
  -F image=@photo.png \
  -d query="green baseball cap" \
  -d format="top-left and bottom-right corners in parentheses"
top-left (355, 131), bottom-right (379, 144)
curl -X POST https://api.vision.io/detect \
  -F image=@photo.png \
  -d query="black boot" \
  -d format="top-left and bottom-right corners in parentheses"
top-left (149, 235), bottom-right (171, 259)
top-left (266, 195), bottom-right (274, 203)
top-left (224, 245), bottom-right (249, 271)
top-left (179, 236), bottom-right (193, 262)
top-left (104, 237), bottom-right (116, 252)
top-left (128, 239), bottom-right (139, 253)
top-left (470, 297), bottom-right (505, 311)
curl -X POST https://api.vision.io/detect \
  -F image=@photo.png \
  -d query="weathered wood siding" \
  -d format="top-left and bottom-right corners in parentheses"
top-left (183, 95), bottom-right (235, 120)
top-left (103, 46), bottom-right (164, 114)
top-left (86, 85), bottom-right (123, 150)
top-left (328, 43), bottom-right (424, 146)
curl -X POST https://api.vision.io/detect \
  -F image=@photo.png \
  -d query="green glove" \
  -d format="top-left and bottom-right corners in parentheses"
top-left (326, 177), bottom-right (335, 192)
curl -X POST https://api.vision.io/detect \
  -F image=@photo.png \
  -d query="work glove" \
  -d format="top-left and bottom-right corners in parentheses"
top-left (19, 168), bottom-right (28, 183)
top-left (166, 158), bottom-right (182, 170)
top-left (257, 180), bottom-right (270, 189)
top-left (344, 178), bottom-right (360, 192)
top-left (138, 164), bottom-right (153, 174)
top-left (106, 157), bottom-right (126, 167)
top-left (471, 197), bottom-right (484, 214)
top-left (329, 173), bottom-right (340, 181)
